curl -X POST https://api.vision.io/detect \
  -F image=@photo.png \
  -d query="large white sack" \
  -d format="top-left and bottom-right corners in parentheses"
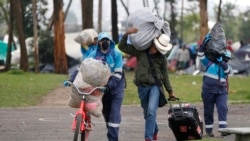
top-left (67, 71), bottom-right (90, 108)
top-left (74, 28), bottom-right (98, 46)
top-left (67, 71), bottom-right (104, 117)
top-left (127, 8), bottom-right (171, 50)
top-left (80, 58), bottom-right (111, 87)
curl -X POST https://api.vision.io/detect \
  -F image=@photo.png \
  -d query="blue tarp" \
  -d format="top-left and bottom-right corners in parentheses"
top-left (0, 41), bottom-right (14, 64)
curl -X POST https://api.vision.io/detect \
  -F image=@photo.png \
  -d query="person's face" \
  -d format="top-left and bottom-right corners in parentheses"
top-left (99, 38), bottom-right (110, 54)
top-left (149, 43), bottom-right (158, 54)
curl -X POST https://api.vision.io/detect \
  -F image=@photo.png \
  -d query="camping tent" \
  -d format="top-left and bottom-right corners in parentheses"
top-left (0, 41), bottom-right (14, 65)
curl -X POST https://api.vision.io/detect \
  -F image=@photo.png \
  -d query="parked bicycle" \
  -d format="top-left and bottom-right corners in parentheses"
top-left (64, 81), bottom-right (105, 141)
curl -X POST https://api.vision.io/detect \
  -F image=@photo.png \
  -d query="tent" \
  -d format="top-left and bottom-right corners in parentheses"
top-left (0, 41), bottom-right (14, 65)
top-left (234, 44), bottom-right (250, 61)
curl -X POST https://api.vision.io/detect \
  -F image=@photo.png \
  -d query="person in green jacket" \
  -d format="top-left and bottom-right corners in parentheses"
top-left (118, 27), bottom-right (176, 141)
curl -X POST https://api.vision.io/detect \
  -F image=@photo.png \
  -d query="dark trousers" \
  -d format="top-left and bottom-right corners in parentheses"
top-left (102, 79), bottom-right (125, 141)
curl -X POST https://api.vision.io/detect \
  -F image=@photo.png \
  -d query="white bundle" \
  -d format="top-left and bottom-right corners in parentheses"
top-left (74, 28), bottom-right (98, 46)
top-left (127, 8), bottom-right (171, 50)
top-left (67, 71), bottom-right (104, 117)
top-left (80, 58), bottom-right (111, 87)
top-left (67, 71), bottom-right (90, 108)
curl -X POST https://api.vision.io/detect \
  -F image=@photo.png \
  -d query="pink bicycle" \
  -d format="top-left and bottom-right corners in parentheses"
top-left (64, 81), bottom-right (105, 141)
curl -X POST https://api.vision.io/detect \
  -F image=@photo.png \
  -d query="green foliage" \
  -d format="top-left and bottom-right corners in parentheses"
top-left (0, 72), bottom-right (67, 107)
top-left (238, 9), bottom-right (250, 42)
top-left (21, 0), bottom-right (49, 38)
top-left (7, 69), bottom-right (25, 75)
top-left (38, 30), bottom-right (54, 64)
top-left (123, 71), bottom-right (250, 105)
top-left (1, 71), bottom-right (250, 107)
top-left (179, 12), bottom-right (200, 43)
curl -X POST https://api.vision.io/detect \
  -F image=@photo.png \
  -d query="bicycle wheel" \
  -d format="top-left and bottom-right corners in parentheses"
top-left (80, 114), bottom-right (91, 141)
top-left (73, 114), bottom-right (82, 141)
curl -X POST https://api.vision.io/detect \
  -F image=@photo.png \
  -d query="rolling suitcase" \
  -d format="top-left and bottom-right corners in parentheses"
top-left (168, 98), bottom-right (203, 141)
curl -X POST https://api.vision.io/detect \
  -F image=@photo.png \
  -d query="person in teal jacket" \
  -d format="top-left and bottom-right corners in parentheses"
top-left (80, 37), bottom-right (98, 60)
top-left (88, 32), bottom-right (125, 141)
top-left (197, 33), bottom-right (233, 137)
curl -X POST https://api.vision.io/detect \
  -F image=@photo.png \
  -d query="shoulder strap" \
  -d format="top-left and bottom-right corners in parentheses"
top-left (146, 51), bottom-right (162, 87)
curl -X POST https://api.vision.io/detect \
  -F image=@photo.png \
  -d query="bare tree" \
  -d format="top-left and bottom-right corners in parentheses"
top-left (4, 0), bottom-right (14, 72)
top-left (217, 0), bottom-right (222, 22)
top-left (143, 0), bottom-right (149, 7)
top-left (53, 0), bottom-right (68, 74)
top-left (199, 0), bottom-right (209, 41)
top-left (98, 0), bottom-right (102, 32)
top-left (180, 0), bottom-right (184, 42)
top-left (152, 0), bottom-right (160, 15)
top-left (32, 0), bottom-right (39, 73)
top-left (111, 0), bottom-right (118, 43)
top-left (64, 0), bottom-right (72, 21)
top-left (12, 0), bottom-right (29, 71)
top-left (48, 0), bottom-right (72, 30)
top-left (120, 0), bottom-right (129, 16)
top-left (81, 0), bottom-right (93, 29)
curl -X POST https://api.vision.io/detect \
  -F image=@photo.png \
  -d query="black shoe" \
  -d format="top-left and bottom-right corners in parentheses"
top-left (221, 132), bottom-right (231, 136)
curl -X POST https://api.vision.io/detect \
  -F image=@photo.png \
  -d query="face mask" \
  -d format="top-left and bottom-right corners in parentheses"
top-left (101, 41), bottom-right (110, 54)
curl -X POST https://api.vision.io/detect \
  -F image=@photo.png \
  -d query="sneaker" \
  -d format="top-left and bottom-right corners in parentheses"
top-left (153, 133), bottom-right (158, 140)
top-left (221, 132), bottom-right (231, 136)
top-left (204, 133), bottom-right (214, 137)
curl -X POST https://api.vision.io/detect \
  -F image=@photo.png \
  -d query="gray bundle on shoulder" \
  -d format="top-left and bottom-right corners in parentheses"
top-left (208, 22), bottom-right (227, 55)
top-left (127, 7), bottom-right (171, 50)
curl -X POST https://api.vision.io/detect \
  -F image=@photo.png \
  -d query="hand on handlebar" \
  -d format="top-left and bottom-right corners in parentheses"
top-left (63, 80), bottom-right (71, 87)
top-left (168, 93), bottom-right (177, 101)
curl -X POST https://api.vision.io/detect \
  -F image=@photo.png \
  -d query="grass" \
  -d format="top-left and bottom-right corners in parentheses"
top-left (0, 69), bottom-right (68, 107)
top-left (123, 71), bottom-right (250, 105)
top-left (0, 70), bottom-right (250, 107)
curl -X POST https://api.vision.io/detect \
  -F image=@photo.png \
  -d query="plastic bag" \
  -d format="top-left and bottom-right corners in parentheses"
top-left (205, 22), bottom-right (226, 62)
top-left (127, 8), bottom-right (171, 50)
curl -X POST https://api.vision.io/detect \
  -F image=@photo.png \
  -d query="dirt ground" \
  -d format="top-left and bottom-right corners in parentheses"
top-left (1, 86), bottom-right (250, 141)
top-left (37, 86), bottom-right (71, 107)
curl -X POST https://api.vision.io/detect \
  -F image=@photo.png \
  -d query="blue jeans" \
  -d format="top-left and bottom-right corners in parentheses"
top-left (138, 85), bottom-right (159, 140)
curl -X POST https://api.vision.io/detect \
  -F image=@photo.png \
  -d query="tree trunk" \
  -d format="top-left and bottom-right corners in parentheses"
top-left (199, 0), bottom-right (209, 41)
top-left (120, 0), bottom-right (129, 16)
top-left (217, 0), bottom-right (222, 22)
top-left (53, 0), bottom-right (68, 74)
top-left (4, 0), bottom-right (14, 72)
top-left (64, 0), bottom-right (72, 21)
top-left (13, 0), bottom-right (29, 71)
top-left (81, 0), bottom-right (93, 29)
top-left (98, 0), bottom-right (102, 32)
top-left (111, 0), bottom-right (118, 43)
top-left (32, 0), bottom-right (39, 73)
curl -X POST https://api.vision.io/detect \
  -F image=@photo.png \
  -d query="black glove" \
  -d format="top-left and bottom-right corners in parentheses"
top-left (104, 85), bottom-right (110, 93)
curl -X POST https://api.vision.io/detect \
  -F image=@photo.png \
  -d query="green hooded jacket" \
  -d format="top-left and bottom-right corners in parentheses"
top-left (118, 34), bottom-right (173, 94)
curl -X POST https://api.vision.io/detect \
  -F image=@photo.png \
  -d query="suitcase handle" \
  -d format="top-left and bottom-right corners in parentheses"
top-left (168, 97), bottom-right (184, 117)
top-left (168, 97), bottom-right (179, 101)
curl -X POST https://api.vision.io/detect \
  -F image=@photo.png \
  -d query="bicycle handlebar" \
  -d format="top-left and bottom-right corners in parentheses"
top-left (64, 81), bottom-right (106, 95)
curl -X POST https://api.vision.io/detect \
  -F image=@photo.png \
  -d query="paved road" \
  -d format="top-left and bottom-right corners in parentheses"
top-left (1, 104), bottom-right (250, 141)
